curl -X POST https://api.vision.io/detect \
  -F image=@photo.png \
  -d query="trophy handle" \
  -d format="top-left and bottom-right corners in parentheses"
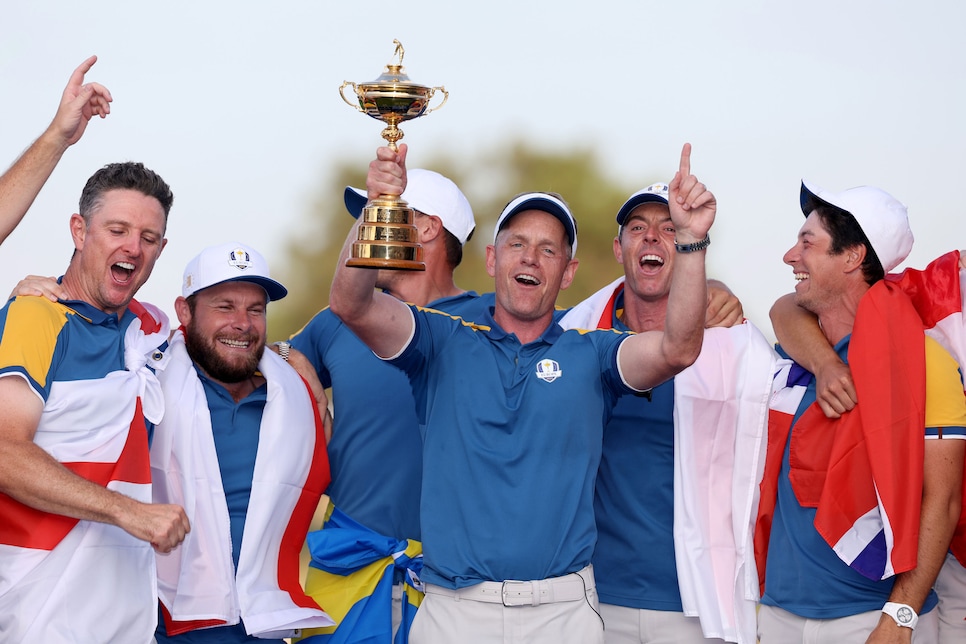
top-left (339, 81), bottom-right (364, 112)
top-left (423, 86), bottom-right (449, 114)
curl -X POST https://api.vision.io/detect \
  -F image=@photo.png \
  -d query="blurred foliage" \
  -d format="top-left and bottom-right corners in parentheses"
top-left (269, 140), bottom-right (661, 341)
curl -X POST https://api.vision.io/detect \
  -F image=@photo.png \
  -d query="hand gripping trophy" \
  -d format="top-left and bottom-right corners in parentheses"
top-left (340, 40), bottom-right (449, 270)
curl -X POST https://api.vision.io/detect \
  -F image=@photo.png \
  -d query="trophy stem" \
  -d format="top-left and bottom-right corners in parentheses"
top-left (381, 122), bottom-right (404, 152)
top-left (381, 118), bottom-right (406, 152)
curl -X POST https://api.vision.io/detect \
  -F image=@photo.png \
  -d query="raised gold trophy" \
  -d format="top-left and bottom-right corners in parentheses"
top-left (340, 40), bottom-right (449, 270)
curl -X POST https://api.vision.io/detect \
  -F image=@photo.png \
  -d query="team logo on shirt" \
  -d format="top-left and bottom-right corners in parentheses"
top-left (535, 358), bottom-right (562, 383)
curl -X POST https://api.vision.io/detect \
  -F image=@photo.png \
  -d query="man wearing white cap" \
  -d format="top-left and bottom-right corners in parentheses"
top-left (756, 182), bottom-right (966, 643)
top-left (328, 142), bottom-right (715, 644)
top-left (289, 169), bottom-right (487, 643)
top-left (151, 242), bottom-right (333, 643)
top-left (559, 183), bottom-right (773, 644)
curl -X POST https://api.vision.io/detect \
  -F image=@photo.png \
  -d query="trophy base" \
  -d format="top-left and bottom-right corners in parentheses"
top-left (347, 241), bottom-right (425, 271)
top-left (346, 194), bottom-right (425, 271)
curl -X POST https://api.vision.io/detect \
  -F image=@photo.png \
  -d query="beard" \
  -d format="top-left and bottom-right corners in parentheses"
top-left (183, 324), bottom-right (264, 383)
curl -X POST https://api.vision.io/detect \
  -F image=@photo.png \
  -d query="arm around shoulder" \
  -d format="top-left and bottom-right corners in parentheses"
top-left (770, 293), bottom-right (857, 418)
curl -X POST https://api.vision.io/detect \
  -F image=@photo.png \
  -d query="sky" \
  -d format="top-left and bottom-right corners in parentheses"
top-left (2, 0), bottom-right (965, 336)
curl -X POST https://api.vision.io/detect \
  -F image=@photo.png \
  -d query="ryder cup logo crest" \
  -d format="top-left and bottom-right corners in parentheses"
top-left (535, 358), bottom-right (562, 383)
top-left (228, 248), bottom-right (253, 271)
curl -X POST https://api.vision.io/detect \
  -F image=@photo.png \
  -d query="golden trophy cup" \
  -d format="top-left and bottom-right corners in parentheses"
top-left (340, 40), bottom-right (449, 270)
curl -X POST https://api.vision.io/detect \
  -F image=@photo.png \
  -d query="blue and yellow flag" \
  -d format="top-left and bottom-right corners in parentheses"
top-left (297, 506), bottom-right (423, 644)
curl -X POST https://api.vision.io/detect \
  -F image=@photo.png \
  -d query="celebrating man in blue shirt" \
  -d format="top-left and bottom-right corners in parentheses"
top-left (329, 142), bottom-right (716, 644)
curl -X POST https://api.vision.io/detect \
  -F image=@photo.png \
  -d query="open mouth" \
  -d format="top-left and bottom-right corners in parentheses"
top-left (639, 254), bottom-right (665, 273)
top-left (794, 272), bottom-right (808, 282)
top-left (515, 273), bottom-right (540, 286)
top-left (111, 261), bottom-right (135, 283)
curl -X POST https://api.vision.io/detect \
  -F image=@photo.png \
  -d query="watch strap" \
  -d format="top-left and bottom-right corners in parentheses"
top-left (674, 234), bottom-right (711, 253)
top-left (274, 341), bottom-right (291, 362)
top-left (882, 602), bottom-right (918, 629)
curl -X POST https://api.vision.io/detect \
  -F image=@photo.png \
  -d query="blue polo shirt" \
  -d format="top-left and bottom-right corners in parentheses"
top-left (289, 291), bottom-right (487, 541)
top-left (591, 293), bottom-right (682, 610)
top-left (391, 304), bottom-right (633, 588)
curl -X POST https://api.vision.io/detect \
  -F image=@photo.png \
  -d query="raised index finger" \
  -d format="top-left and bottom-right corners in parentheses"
top-left (69, 55), bottom-right (97, 86)
top-left (678, 142), bottom-right (692, 179)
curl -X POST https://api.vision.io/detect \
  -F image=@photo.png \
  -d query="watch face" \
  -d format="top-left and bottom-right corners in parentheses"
top-left (896, 606), bottom-right (914, 624)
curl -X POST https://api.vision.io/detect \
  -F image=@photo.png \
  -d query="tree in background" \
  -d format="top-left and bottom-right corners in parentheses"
top-left (270, 140), bottom-right (661, 340)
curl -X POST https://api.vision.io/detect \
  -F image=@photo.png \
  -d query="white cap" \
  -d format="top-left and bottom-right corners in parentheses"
top-left (494, 192), bottom-right (578, 254)
top-left (800, 180), bottom-right (913, 273)
top-left (182, 242), bottom-right (288, 301)
top-left (344, 169), bottom-right (476, 245)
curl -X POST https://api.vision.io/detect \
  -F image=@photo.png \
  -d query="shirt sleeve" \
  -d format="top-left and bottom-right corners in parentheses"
top-left (0, 297), bottom-right (69, 402)
top-left (924, 335), bottom-right (966, 438)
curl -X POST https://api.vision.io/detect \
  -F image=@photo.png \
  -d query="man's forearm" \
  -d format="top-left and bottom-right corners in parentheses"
top-left (662, 249), bottom-right (707, 369)
top-left (0, 130), bottom-right (69, 243)
top-left (329, 217), bottom-right (379, 323)
top-left (770, 293), bottom-right (837, 370)
top-left (0, 437), bottom-right (137, 526)
top-left (329, 218), bottom-right (413, 358)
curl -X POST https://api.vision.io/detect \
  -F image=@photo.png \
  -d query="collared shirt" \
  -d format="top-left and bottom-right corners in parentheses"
top-left (0, 296), bottom-right (136, 398)
top-left (591, 290), bottom-right (683, 610)
top-left (391, 304), bottom-right (633, 589)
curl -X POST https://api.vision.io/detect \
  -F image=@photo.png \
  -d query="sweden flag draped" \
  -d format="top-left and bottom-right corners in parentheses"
top-left (296, 505), bottom-right (423, 644)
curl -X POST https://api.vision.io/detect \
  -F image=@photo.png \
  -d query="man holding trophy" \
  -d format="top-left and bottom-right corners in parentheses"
top-left (328, 138), bottom-right (715, 644)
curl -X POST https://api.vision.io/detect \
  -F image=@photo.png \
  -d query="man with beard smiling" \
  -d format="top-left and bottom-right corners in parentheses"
top-left (328, 142), bottom-right (715, 644)
top-left (150, 241), bottom-right (332, 643)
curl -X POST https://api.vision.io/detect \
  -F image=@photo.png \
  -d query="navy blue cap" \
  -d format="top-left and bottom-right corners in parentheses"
top-left (494, 192), bottom-right (578, 253)
top-left (615, 183), bottom-right (670, 226)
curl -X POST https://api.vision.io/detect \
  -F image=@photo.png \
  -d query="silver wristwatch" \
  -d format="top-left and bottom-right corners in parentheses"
top-left (674, 234), bottom-right (711, 253)
top-left (274, 341), bottom-right (291, 362)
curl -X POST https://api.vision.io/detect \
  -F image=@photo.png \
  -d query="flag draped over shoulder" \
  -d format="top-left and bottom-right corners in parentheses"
top-left (0, 299), bottom-right (168, 643)
top-left (818, 279), bottom-right (926, 579)
top-left (151, 330), bottom-right (333, 639)
top-left (558, 276), bottom-right (624, 331)
top-left (297, 505), bottom-right (424, 644)
top-left (560, 277), bottom-right (775, 644)
top-left (757, 252), bottom-right (966, 588)
top-left (889, 251), bottom-right (966, 565)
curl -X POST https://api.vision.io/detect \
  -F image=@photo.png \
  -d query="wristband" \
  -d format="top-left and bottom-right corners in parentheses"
top-left (882, 602), bottom-right (918, 630)
top-left (674, 234), bottom-right (711, 253)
